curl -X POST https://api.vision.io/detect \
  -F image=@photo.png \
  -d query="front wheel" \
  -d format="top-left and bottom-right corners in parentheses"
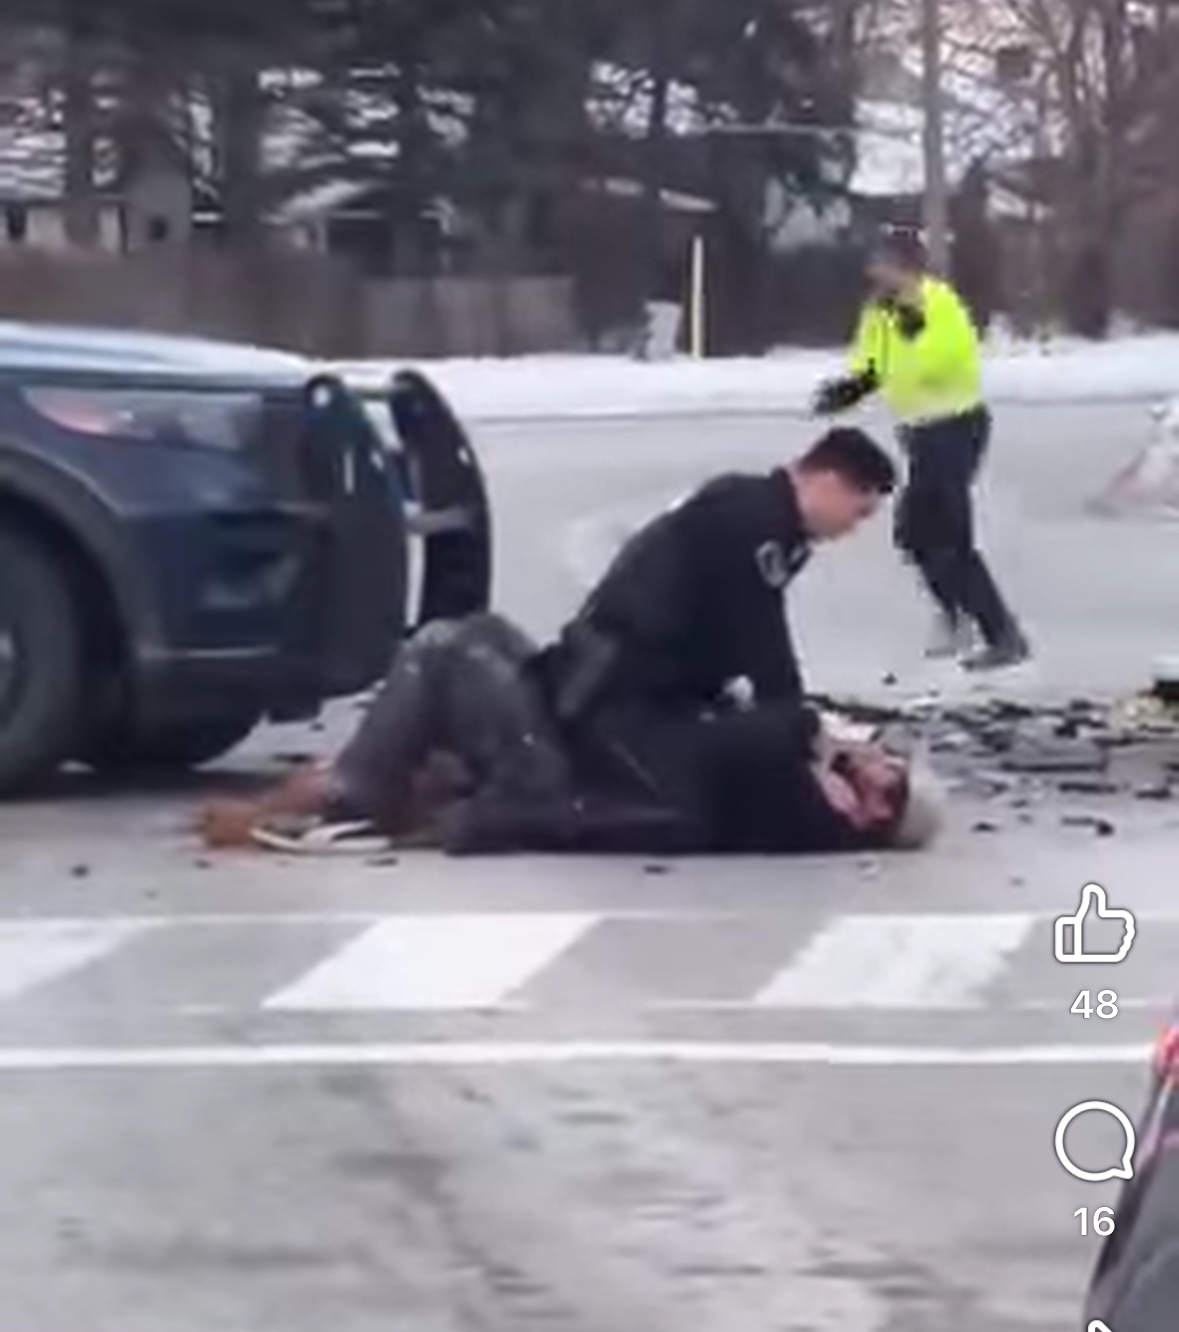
top-left (0, 527), bottom-right (84, 792)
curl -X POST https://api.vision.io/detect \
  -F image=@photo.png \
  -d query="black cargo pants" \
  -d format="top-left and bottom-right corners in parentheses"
top-left (894, 406), bottom-right (1016, 647)
top-left (332, 613), bottom-right (572, 832)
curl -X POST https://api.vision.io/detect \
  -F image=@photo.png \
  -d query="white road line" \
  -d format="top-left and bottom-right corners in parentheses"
top-left (0, 908), bottom-right (737, 931)
top-left (0, 907), bottom-right (1176, 931)
top-left (262, 912), bottom-right (601, 1012)
top-left (0, 920), bottom-right (149, 1002)
top-left (0, 1041), bottom-right (1153, 1072)
top-left (754, 914), bottom-right (1037, 1010)
top-left (651, 996), bottom-right (1170, 1013)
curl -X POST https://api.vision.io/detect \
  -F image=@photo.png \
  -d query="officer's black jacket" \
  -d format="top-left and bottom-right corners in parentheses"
top-left (536, 470), bottom-right (812, 717)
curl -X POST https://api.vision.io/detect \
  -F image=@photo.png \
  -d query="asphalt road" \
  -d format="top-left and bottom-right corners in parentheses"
top-left (3, 397), bottom-right (1179, 1332)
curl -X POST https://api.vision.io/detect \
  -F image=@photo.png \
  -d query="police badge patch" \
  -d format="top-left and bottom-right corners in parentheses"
top-left (755, 540), bottom-right (789, 588)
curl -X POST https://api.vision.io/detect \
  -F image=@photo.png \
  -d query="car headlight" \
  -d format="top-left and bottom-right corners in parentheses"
top-left (21, 386), bottom-right (264, 451)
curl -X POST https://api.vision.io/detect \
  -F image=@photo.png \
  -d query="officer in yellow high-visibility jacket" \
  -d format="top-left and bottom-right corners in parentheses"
top-left (814, 228), bottom-right (1030, 671)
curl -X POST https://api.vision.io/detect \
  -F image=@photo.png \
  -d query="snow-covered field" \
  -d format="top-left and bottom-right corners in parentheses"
top-left (331, 332), bottom-right (1179, 424)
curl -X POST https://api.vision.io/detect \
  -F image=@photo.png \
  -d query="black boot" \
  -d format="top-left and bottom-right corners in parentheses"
top-left (962, 626), bottom-right (1032, 672)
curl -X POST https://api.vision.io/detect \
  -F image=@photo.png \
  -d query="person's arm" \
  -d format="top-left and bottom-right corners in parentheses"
top-left (814, 305), bottom-right (881, 415)
top-left (681, 480), bottom-right (807, 704)
top-left (692, 706), bottom-right (862, 853)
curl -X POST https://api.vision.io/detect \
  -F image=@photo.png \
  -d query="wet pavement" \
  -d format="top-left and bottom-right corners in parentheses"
top-left (2, 397), bottom-right (1178, 1331)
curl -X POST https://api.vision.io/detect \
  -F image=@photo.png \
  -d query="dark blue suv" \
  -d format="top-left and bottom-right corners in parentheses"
top-left (0, 323), bottom-right (490, 791)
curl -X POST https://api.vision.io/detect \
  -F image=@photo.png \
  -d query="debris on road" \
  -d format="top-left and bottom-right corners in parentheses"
top-left (1062, 815), bottom-right (1117, 837)
top-left (1058, 779), bottom-right (1122, 796)
top-left (815, 687), bottom-right (1179, 833)
top-left (1002, 742), bottom-right (1108, 774)
top-left (1136, 783), bottom-right (1174, 800)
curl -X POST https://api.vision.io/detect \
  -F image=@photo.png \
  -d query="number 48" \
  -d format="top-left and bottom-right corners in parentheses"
top-left (1072, 991), bottom-right (1119, 1020)
top-left (1076, 1207), bottom-right (1115, 1237)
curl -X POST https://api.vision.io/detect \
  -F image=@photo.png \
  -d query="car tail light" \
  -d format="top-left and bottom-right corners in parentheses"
top-left (1153, 1021), bottom-right (1179, 1081)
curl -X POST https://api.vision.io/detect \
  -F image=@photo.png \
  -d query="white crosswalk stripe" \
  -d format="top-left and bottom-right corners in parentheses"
top-left (0, 908), bottom-right (1159, 1021)
top-left (262, 912), bottom-right (601, 1012)
top-left (0, 919), bottom-right (151, 1001)
top-left (754, 913), bottom-right (1038, 1010)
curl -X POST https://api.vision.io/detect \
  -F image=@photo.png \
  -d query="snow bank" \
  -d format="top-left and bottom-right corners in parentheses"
top-left (329, 332), bottom-right (1179, 424)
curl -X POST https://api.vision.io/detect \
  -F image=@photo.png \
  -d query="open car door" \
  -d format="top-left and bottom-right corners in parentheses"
top-left (385, 369), bottom-right (492, 630)
top-left (294, 374), bottom-right (407, 697)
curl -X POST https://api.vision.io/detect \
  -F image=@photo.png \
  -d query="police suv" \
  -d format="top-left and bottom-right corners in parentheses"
top-left (0, 323), bottom-right (490, 791)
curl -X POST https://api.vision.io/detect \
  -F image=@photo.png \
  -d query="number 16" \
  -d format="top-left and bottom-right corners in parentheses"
top-left (1076, 1208), bottom-right (1115, 1236)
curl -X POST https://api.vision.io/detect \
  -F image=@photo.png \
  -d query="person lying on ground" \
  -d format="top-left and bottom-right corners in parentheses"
top-left (198, 613), bottom-right (941, 857)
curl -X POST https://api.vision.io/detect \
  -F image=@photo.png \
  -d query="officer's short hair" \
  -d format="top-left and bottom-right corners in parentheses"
top-left (798, 427), bottom-right (897, 495)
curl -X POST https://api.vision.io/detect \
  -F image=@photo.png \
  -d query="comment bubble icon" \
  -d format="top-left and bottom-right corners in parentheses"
top-left (1055, 1101), bottom-right (1136, 1184)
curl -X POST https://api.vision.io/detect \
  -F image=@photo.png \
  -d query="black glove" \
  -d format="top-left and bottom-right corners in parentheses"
top-left (813, 369), bottom-right (878, 416)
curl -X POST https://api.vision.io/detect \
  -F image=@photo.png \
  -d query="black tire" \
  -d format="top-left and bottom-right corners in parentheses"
top-left (0, 527), bottom-right (83, 792)
top-left (85, 713), bottom-right (259, 774)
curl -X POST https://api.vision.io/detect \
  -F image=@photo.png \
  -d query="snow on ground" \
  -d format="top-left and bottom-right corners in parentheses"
top-left (331, 331), bottom-right (1179, 424)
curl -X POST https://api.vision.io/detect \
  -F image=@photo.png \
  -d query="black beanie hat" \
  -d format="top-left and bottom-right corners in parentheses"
top-left (871, 225), bottom-right (929, 272)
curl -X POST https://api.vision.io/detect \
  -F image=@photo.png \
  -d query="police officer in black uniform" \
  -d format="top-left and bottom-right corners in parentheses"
top-left (535, 428), bottom-right (895, 714)
top-left (530, 426), bottom-right (897, 799)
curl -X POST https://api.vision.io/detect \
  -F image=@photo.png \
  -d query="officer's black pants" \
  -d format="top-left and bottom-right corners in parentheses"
top-left (894, 407), bottom-right (1016, 647)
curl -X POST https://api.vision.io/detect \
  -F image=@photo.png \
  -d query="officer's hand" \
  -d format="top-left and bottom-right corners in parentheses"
top-left (813, 372), bottom-right (877, 416)
top-left (814, 765), bottom-right (863, 825)
top-left (814, 377), bottom-right (863, 416)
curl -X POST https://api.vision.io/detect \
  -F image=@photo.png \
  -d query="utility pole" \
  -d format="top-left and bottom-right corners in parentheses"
top-left (921, 0), bottom-right (950, 273)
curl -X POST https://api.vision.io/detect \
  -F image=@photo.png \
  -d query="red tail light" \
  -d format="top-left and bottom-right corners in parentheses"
top-left (1153, 1023), bottom-right (1179, 1080)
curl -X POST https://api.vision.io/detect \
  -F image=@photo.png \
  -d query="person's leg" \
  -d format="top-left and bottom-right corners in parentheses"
top-left (894, 432), bottom-right (970, 656)
top-left (331, 619), bottom-right (479, 829)
top-left (199, 621), bottom-right (460, 849)
top-left (944, 411), bottom-right (1030, 666)
top-left (904, 414), bottom-right (1026, 663)
top-left (434, 613), bottom-right (572, 808)
top-left (199, 763), bottom-right (338, 849)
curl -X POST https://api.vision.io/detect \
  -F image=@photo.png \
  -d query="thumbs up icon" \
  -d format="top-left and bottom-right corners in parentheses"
top-left (1054, 884), bottom-right (1136, 964)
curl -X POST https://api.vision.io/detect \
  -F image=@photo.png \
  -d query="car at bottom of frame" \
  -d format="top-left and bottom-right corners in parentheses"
top-left (1084, 1015), bottom-right (1179, 1330)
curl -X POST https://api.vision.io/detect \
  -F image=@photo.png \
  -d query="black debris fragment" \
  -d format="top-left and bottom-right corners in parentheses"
top-left (1057, 780), bottom-right (1121, 796)
top-left (1136, 784), bottom-right (1173, 801)
top-left (1062, 815), bottom-right (1116, 837)
top-left (1002, 741), bottom-right (1108, 775)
